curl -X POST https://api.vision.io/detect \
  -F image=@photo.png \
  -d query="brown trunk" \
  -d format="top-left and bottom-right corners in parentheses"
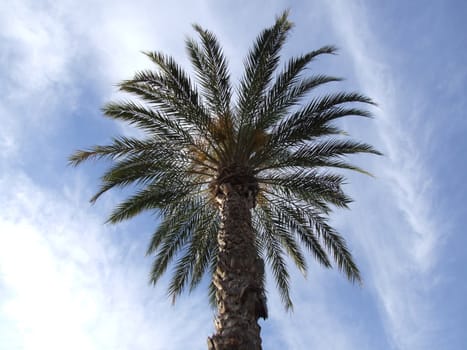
top-left (208, 183), bottom-right (267, 350)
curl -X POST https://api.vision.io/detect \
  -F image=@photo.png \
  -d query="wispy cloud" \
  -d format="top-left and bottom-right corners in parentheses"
top-left (322, 0), bottom-right (440, 348)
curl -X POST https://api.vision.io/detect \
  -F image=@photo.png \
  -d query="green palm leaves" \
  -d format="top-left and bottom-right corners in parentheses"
top-left (70, 10), bottom-right (380, 308)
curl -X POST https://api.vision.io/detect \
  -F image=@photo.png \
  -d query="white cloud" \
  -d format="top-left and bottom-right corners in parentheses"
top-left (0, 0), bottom-right (246, 150)
top-left (0, 173), bottom-right (212, 350)
top-left (321, 0), bottom-right (440, 348)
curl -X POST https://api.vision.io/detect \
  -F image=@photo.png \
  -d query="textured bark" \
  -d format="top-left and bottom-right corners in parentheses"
top-left (208, 182), bottom-right (267, 350)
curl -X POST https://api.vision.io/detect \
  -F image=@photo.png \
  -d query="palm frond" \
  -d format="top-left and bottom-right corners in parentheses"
top-left (104, 101), bottom-right (193, 142)
top-left (107, 181), bottom-right (195, 224)
top-left (189, 212), bottom-right (219, 291)
top-left (120, 53), bottom-right (212, 137)
top-left (259, 169), bottom-right (352, 209)
top-left (168, 205), bottom-right (219, 301)
top-left (310, 215), bottom-right (361, 283)
top-left (267, 97), bottom-right (375, 149)
top-left (237, 11), bottom-right (292, 115)
top-left (187, 26), bottom-right (232, 116)
top-left (266, 194), bottom-right (332, 269)
top-left (255, 139), bottom-right (381, 174)
top-left (253, 205), bottom-right (293, 309)
top-left (69, 135), bottom-right (181, 166)
top-left (256, 197), bottom-right (307, 274)
top-left (236, 10), bottom-right (293, 156)
top-left (260, 189), bottom-right (359, 283)
top-left (91, 153), bottom-right (195, 203)
top-left (148, 196), bottom-right (211, 285)
top-left (254, 45), bottom-right (340, 131)
top-left (208, 252), bottom-right (218, 308)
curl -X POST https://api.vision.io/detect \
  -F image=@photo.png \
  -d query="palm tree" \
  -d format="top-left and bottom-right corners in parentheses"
top-left (70, 11), bottom-right (380, 350)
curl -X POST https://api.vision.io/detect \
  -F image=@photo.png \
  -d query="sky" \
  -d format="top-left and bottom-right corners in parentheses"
top-left (1, 0), bottom-right (466, 349)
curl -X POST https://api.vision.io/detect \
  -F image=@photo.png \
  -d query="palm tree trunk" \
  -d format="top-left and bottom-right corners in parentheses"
top-left (208, 183), bottom-right (267, 350)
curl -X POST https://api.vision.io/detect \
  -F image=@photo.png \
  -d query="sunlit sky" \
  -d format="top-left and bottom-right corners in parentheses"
top-left (1, 0), bottom-right (466, 349)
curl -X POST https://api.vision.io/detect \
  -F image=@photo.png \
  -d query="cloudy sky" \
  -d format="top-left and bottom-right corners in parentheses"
top-left (1, 0), bottom-right (466, 349)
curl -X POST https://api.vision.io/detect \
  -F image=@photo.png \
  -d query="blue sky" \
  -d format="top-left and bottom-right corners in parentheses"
top-left (1, 0), bottom-right (466, 349)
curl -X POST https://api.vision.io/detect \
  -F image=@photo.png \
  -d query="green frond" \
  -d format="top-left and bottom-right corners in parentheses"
top-left (107, 181), bottom-right (194, 224)
top-left (148, 197), bottom-right (211, 285)
top-left (254, 206), bottom-right (293, 309)
top-left (124, 52), bottom-right (212, 135)
top-left (311, 92), bottom-right (377, 110)
top-left (256, 74), bottom-right (343, 132)
top-left (259, 190), bottom-right (359, 283)
top-left (267, 157), bottom-right (375, 177)
top-left (291, 139), bottom-right (382, 158)
top-left (149, 223), bottom-right (191, 287)
top-left (91, 152), bottom-right (190, 203)
top-left (187, 25), bottom-right (232, 116)
top-left (237, 10), bottom-right (293, 126)
top-left (92, 161), bottom-right (159, 203)
top-left (168, 253), bottom-right (193, 303)
top-left (168, 206), bottom-right (219, 301)
top-left (145, 204), bottom-right (191, 256)
top-left (265, 195), bottom-right (332, 269)
top-left (254, 45), bottom-right (340, 131)
top-left (259, 170), bottom-right (352, 209)
top-left (189, 213), bottom-right (219, 291)
top-left (208, 253), bottom-right (218, 308)
top-left (310, 215), bottom-right (362, 283)
top-left (103, 101), bottom-right (193, 143)
top-left (253, 136), bottom-right (381, 178)
top-left (260, 139), bottom-right (381, 171)
top-left (265, 104), bottom-right (375, 153)
top-left (69, 136), bottom-right (161, 166)
top-left (313, 160), bottom-right (375, 176)
top-left (256, 199), bottom-right (307, 275)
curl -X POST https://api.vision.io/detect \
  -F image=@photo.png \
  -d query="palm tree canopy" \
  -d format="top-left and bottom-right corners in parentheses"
top-left (70, 11), bottom-right (380, 309)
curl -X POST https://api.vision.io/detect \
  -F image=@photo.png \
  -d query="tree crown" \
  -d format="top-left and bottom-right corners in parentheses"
top-left (70, 11), bottom-right (381, 308)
